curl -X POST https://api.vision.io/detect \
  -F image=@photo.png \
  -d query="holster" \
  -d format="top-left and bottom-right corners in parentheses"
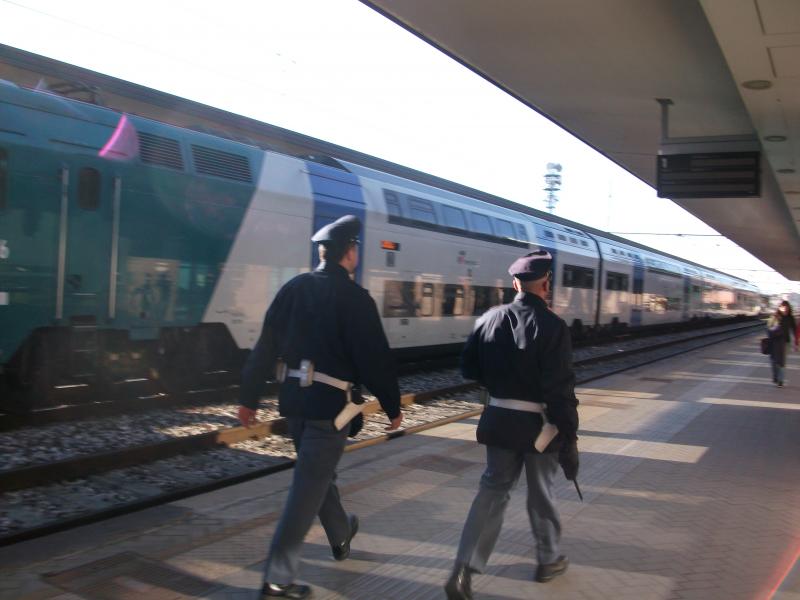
top-left (535, 409), bottom-right (559, 452)
top-left (277, 359), bottom-right (363, 432)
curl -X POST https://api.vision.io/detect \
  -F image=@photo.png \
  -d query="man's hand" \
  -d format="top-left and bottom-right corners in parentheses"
top-left (238, 406), bottom-right (258, 428)
top-left (558, 440), bottom-right (579, 481)
top-left (385, 412), bottom-right (403, 431)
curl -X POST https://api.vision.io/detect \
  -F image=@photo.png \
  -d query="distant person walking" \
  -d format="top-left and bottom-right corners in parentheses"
top-left (445, 251), bottom-right (580, 600)
top-left (767, 300), bottom-right (797, 387)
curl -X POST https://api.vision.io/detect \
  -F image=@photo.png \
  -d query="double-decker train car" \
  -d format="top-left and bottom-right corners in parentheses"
top-left (0, 80), bottom-right (760, 409)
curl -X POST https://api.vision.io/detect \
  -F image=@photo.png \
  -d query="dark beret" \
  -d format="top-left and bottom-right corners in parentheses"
top-left (311, 215), bottom-right (361, 246)
top-left (508, 250), bottom-right (553, 281)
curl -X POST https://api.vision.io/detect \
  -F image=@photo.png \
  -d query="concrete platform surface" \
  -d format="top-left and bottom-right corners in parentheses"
top-left (1, 332), bottom-right (798, 600)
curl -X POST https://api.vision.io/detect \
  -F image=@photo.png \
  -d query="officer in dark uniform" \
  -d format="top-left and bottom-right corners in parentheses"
top-left (239, 215), bottom-right (403, 599)
top-left (445, 250), bottom-right (580, 600)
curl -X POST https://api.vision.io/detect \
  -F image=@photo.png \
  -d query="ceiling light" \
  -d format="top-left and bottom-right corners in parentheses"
top-left (778, 168), bottom-right (796, 174)
top-left (764, 135), bottom-right (787, 142)
top-left (742, 80), bottom-right (772, 90)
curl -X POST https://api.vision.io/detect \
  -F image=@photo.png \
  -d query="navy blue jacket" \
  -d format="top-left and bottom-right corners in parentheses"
top-left (240, 262), bottom-right (401, 421)
top-left (462, 292), bottom-right (579, 453)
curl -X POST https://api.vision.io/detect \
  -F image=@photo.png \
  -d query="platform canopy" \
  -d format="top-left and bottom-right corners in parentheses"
top-left (361, 0), bottom-right (800, 280)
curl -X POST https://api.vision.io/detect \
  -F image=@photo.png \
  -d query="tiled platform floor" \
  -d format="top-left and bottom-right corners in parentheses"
top-left (1, 332), bottom-right (798, 600)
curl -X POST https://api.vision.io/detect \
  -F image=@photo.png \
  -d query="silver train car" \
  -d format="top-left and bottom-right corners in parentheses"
top-left (337, 160), bottom-right (760, 353)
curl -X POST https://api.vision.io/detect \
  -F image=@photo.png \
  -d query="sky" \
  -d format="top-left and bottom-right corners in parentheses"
top-left (0, 0), bottom-right (797, 295)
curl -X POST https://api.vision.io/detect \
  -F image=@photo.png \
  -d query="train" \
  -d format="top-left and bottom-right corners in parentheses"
top-left (0, 78), bottom-right (761, 409)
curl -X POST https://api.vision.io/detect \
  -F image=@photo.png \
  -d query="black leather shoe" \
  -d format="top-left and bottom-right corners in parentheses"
top-left (332, 514), bottom-right (359, 561)
top-left (261, 582), bottom-right (312, 598)
top-left (535, 555), bottom-right (569, 583)
top-left (444, 563), bottom-right (474, 600)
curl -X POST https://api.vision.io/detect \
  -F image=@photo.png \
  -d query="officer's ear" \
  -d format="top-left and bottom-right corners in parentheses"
top-left (512, 277), bottom-right (522, 293)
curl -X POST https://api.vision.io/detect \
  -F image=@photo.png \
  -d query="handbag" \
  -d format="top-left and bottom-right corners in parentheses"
top-left (760, 337), bottom-right (772, 355)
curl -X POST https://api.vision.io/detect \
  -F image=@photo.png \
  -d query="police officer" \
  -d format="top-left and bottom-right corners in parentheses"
top-left (445, 250), bottom-right (579, 600)
top-left (238, 215), bottom-right (403, 599)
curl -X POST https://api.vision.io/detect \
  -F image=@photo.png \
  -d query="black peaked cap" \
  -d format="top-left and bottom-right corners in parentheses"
top-left (311, 215), bottom-right (362, 245)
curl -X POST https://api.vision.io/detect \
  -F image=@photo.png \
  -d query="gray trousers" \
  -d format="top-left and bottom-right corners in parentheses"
top-left (456, 446), bottom-right (562, 571)
top-left (264, 418), bottom-right (351, 584)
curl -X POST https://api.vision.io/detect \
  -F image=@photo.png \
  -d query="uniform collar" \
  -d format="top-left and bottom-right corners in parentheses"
top-left (317, 261), bottom-right (351, 279)
top-left (514, 291), bottom-right (547, 307)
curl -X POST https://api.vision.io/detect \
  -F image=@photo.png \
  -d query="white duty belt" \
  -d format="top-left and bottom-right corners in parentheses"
top-left (276, 359), bottom-right (364, 431)
top-left (488, 396), bottom-right (559, 452)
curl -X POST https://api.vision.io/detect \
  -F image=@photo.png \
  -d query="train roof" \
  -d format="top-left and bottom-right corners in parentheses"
top-left (0, 44), bottom-right (750, 284)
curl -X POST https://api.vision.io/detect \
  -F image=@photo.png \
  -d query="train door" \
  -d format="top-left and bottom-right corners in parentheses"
top-left (57, 162), bottom-right (118, 324)
top-left (631, 255), bottom-right (644, 326)
top-left (539, 245), bottom-right (557, 308)
top-left (420, 282), bottom-right (435, 316)
top-left (305, 161), bottom-right (366, 283)
top-left (682, 272), bottom-right (691, 320)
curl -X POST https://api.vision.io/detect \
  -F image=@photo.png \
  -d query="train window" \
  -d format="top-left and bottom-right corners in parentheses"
top-left (606, 271), bottom-right (629, 291)
top-left (443, 284), bottom-right (465, 316)
top-left (516, 224), bottom-right (528, 241)
top-left (581, 240), bottom-right (589, 247)
top-left (611, 248), bottom-right (617, 254)
top-left (409, 197), bottom-right (437, 224)
top-left (442, 205), bottom-right (467, 229)
top-left (0, 149), bottom-right (7, 210)
top-left (563, 265), bottom-right (595, 289)
top-left (557, 234), bottom-right (567, 241)
top-left (78, 167), bottom-right (101, 210)
top-left (569, 237), bottom-right (577, 244)
top-left (471, 213), bottom-right (493, 235)
top-left (544, 230), bottom-right (554, 239)
top-left (384, 190), bottom-right (402, 217)
top-left (495, 219), bottom-right (515, 238)
top-left (382, 280), bottom-right (417, 318)
top-left (472, 286), bottom-right (493, 315)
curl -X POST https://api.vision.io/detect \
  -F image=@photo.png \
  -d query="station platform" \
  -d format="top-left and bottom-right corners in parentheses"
top-left (1, 332), bottom-right (798, 600)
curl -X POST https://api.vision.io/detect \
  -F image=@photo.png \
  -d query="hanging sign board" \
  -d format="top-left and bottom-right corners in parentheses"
top-left (656, 151), bottom-right (760, 199)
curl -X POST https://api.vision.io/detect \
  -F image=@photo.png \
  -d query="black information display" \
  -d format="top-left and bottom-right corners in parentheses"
top-left (656, 151), bottom-right (760, 199)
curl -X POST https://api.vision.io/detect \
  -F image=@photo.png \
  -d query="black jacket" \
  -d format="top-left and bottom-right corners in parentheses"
top-left (240, 262), bottom-right (401, 421)
top-left (462, 292), bottom-right (579, 453)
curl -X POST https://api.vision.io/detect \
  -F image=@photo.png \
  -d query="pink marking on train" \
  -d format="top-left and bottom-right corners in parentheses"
top-left (99, 114), bottom-right (138, 159)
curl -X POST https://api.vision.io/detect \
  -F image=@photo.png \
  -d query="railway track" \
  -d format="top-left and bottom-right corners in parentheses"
top-left (0, 320), bottom-right (762, 545)
top-left (0, 316), bottom-right (758, 431)
top-left (0, 355), bottom-right (461, 431)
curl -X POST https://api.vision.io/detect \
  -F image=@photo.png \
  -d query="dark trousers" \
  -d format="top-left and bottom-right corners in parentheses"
top-left (455, 446), bottom-right (561, 571)
top-left (770, 334), bottom-right (787, 383)
top-left (264, 418), bottom-right (350, 584)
